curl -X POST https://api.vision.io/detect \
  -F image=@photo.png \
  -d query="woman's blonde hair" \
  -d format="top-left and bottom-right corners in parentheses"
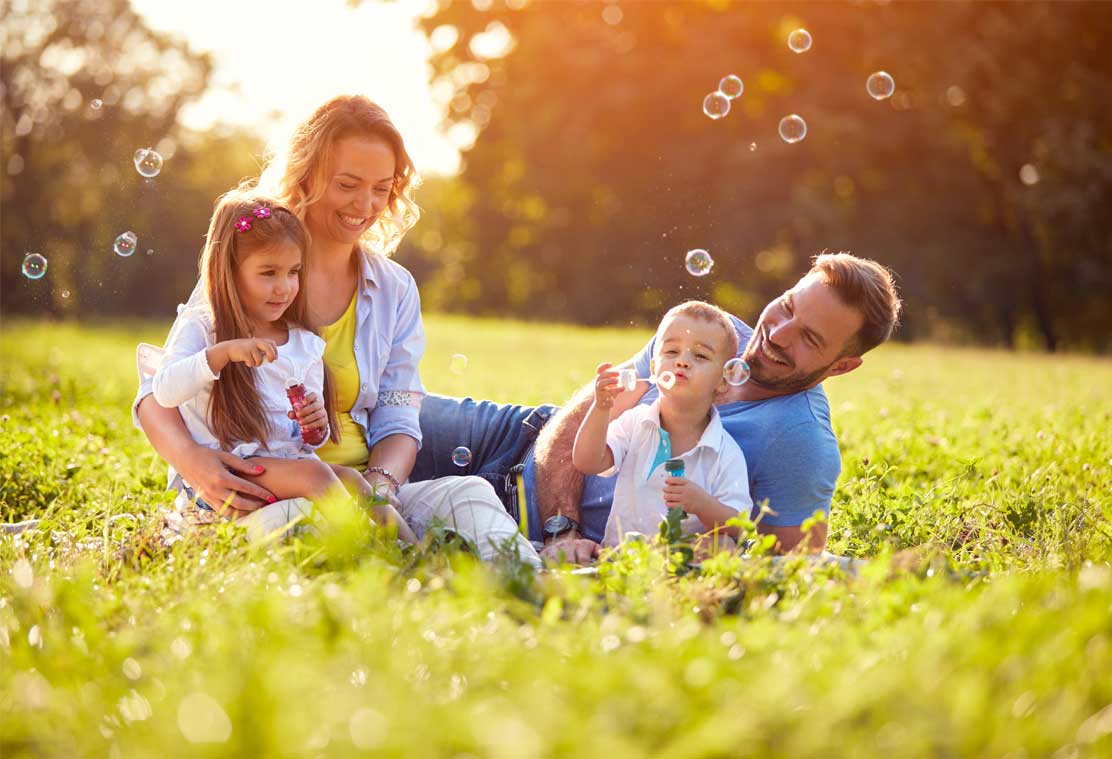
top-left (201, 185), bottom-right (340, 450)
top-left (261, 95), bottom-right (420, 255)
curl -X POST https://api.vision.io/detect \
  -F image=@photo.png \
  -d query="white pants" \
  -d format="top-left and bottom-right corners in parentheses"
top-left (236, 476), bottom-right (541, 567)
top-left (396, 476), bottom-right (542, 567)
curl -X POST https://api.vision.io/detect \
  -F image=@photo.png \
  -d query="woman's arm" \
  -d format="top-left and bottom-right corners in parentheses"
top-left (362, 432), bottom-right (418, 495)
top-left (136, 394), bottom-right (276, 515)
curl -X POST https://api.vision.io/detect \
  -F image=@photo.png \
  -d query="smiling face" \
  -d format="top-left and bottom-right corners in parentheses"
top-left (234, 241), bottom-right (303, 329)
top-left (304, 135), bottom-right (397, 249)
top-left (740, 273), bottom-right (865, 395)
top-left (651, 314), bottom-right (734, 404)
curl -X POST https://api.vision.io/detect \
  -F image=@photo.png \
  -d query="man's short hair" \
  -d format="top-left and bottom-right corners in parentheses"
top-left (656, 300), bottom-right (740, 358)
top-left (808, 252), bottom-right (902, 356)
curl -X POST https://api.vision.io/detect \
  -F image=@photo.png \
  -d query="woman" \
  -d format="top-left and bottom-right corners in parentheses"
top-left (135, 95), bottom-right (539, 565)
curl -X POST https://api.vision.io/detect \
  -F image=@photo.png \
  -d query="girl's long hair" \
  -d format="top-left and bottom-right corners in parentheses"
top-left (201, 185), bottom-right (340, 451)
top-left (259, 94), bottom-right (420, 255)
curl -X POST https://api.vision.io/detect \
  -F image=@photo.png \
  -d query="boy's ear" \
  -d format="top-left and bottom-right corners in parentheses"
top-left (714, 372), bottom-right (729, 400)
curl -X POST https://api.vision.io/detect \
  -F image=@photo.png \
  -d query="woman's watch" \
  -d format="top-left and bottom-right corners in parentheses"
top-left (543, 514), bottom-right (579, 541)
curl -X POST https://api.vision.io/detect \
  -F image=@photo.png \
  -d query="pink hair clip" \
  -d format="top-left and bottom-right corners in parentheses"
top-left (253, 206), bottom-right (272, 219)
top-left (234, 216), bottom-right (253, 232)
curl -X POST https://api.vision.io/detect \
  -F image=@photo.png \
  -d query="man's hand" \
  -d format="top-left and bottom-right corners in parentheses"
top-left (540, 532), bottom-right (600, 565)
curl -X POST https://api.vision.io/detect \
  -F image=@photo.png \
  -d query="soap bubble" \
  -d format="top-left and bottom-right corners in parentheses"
top-left (702, 92), bottom-right (730, 120)
top-left (146, 248), bottom-right (154, 256)
top-left (685, 249), bottom-right (714, 277)
top-left (62, 290), bottom-right (71, 299)
top-left (91, 99), bottom-right (103, 110)
top-left (618, 368), bottom-right (638, 392)
top-left (723, 357), bottom-right (751, 386)
top-left (114, 231), bottom-right (137, 257)
top-left (788, 28), bottom-right (812, 53)
top-left (656, 371), bottom-right (676, 390)
top-left (749, 142), bottom-right (757, 152)
top-left (1019, 164), bottom-right (1040, 186)
top-left (448, 354), bottom-right (469, 375)
top-left (133, 148), bottom-right (163, 178)
top-left (778, 114), bottom-right (807, 143)
top-left (718, 75), bottom-right (744, 99)
top-left (21, 253), bottom-right (48, 280)
top-left (866, 71), bottom-right (895, 100)
top-left (451, 446), bottom-right (472, 467)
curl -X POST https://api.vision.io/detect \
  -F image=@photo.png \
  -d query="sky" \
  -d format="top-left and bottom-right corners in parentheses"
top-left (132, 0), bottom-right (463, 175)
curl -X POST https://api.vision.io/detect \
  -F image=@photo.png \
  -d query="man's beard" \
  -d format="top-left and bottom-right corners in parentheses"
top-left (742, 332), bottom-right (836, 395)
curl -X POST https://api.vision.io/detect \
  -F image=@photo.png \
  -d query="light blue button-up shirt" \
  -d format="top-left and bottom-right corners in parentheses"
top-left (343, 247), bottom-right (425, 449)
top-left (133, 245), bottom-right (426, 451)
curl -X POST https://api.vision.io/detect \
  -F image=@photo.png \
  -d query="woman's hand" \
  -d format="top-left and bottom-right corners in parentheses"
top-left (176, 445), bottom-right (277, 517)
top-left (287, 391), bottom-right (327, 433)
top-left (370, 493), bottom-right (418, 544)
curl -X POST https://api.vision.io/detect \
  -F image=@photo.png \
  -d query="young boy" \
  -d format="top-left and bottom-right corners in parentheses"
top-left (572, 301), bottom-right (753, 547)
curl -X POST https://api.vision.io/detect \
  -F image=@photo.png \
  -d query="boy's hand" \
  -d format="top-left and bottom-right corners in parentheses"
top-left (225, 338), bottom-right (279, 368)
top-left (593, 362), bottom-right (622, 409)
top-left (663, 477), bottom-right (715, 518)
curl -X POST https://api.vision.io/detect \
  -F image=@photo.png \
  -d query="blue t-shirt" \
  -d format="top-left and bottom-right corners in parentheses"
top-left (523, 316), bottom-right (841, 544)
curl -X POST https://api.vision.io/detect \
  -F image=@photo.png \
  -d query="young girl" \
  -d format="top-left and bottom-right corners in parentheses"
top-left (152, 186), bottom-right (416, 542)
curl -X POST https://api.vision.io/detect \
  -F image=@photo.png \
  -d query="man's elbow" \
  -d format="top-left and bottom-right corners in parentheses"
top-left (760, 522), bottom-right (828, 555)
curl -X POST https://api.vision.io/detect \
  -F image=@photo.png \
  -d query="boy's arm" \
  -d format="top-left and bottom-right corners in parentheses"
top-left (662, 481), bottom-right (744, 538)
top-left (571, 363), bottom-right (622, 475)
top-left (535, 347), bottom-right (651, 523)
top-left (571, 402), bottom-right (615, 475)
top-left (663, 444), bottom-right (753, 538)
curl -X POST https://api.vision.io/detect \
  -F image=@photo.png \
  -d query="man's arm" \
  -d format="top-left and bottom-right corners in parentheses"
top-left (758, 522), bottom-right (828, 554)
top-left (748, 420), bottom-right (840, 555)
top-left (534, 359), bottom-right (645, 564)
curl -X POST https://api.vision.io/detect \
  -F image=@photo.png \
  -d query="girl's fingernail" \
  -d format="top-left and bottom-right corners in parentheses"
top-left (267, 496), bottom-right (277, 504)
top-left (254, 466), bottom-right (265, 473)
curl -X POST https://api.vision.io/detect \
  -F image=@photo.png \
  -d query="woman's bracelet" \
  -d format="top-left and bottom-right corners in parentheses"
top-left (364, 466), bottom-right (401, 495)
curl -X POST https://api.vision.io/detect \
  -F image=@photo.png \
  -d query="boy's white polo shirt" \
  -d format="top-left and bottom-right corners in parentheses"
top-left (601, 398), bottom-right (753, 547)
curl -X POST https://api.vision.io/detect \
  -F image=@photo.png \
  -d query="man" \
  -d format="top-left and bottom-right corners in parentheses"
top-left (410, 252), bottom-right (902, 564)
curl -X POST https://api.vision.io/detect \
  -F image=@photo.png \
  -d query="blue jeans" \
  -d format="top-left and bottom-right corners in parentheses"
top-left (410, 395), bottom-right (613, 543)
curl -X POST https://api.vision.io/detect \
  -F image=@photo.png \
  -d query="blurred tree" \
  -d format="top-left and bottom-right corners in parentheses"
top-left (2, 0), bottom-right (263, 320)
top-left (400, 0), bottom-right (1112, 351)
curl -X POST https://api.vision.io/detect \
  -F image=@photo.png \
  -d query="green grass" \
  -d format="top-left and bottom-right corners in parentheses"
top-left (2, 316), bottom-right (1112, 758)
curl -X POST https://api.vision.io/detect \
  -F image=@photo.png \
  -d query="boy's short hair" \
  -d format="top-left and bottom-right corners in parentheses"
top-left (656, 300), bottom-right (740, 359)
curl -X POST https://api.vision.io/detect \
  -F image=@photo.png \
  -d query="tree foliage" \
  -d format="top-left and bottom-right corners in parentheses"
top-left (408, 1), bottom-right (1112, 350)
top-left (1, 0), bottom-right (263, 319)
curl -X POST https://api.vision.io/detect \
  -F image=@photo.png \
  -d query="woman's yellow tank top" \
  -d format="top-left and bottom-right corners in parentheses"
top-left (315, 292), bottom-right (371, 468)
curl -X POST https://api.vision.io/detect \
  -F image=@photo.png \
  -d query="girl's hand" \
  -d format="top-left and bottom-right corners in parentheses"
top-left (288, 391), bottom-right (327, 432)
top-left (225, 338), bottom-right (279, 368)
top-left (593, 362), bottom-right (622, 409)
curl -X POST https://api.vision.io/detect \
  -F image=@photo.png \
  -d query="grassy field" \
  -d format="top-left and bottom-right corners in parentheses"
top-left (2, 315), bottom-right (1111, 758)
